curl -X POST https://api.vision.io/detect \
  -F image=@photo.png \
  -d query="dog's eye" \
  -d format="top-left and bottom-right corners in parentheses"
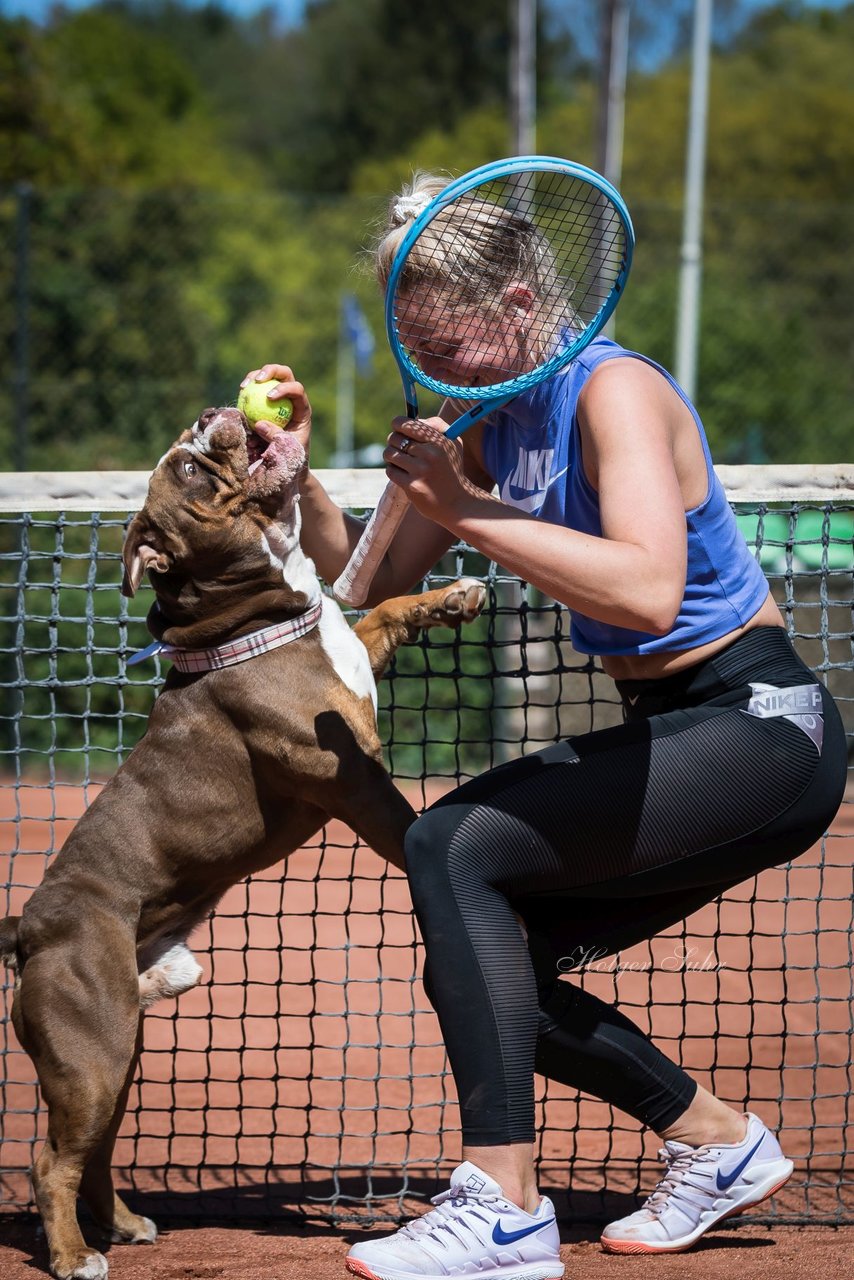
top-left (183, 460), bottom-right (197, 478)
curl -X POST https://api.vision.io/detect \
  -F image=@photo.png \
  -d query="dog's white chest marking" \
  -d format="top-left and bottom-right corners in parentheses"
top-left (261, 528), bottom-right (320, 608)
top-left (319, 597), bottom-right (378, 715)
top-left (138, 940), bottom-right (203, 1009)
top-left (258, 521), bottom-right (376, 712)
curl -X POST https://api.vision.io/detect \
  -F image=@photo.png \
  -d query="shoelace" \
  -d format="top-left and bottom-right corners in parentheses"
top-left (642, 1147), bottom-right (718, 1217)
top-left (397, 1186), bottom-right (502, 1251)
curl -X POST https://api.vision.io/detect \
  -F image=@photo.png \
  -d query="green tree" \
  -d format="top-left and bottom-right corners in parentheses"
top-left (2, 0), bottom-right (853, 471)
top-left (285, 0), bottom-right (572, 191)
top-left (0, 6), bottom-right (263, 469)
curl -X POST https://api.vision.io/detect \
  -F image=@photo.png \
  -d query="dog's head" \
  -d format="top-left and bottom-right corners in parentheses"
top-left (122, 408), bottom-right (311, 636)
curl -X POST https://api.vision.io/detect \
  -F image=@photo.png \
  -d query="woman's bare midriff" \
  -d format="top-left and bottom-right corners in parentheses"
top-left (601, 592), bottom-right (786, 682)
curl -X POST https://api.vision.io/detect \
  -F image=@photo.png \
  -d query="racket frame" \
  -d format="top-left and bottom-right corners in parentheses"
top-left (385, 154), bottom-right (634, 440)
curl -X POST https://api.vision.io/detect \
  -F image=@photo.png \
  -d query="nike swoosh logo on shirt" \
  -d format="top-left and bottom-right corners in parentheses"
top-left (499, 466), bottom-right (569, 513)
top-left (715, 1136), bottom-right (765, 1190)
top-left (492, 1219), bottom-right (555, 1245)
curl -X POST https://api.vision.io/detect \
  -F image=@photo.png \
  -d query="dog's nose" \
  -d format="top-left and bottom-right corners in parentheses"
top-left (198, 407), bottom-right (219, 430)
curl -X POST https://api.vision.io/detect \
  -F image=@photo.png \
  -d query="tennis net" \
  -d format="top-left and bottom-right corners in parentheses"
top-left (1, 465), bottom-right (851, 1226)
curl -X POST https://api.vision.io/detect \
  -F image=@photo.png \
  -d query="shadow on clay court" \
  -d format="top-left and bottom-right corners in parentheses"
top-left (3, 1206), bottom-right (780, 1276)
top-left (46, 1175), bottom-right (644, 1233)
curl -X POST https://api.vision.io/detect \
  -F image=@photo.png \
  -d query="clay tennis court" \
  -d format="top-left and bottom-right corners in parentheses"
top-left (1, 1218), bottom-right (852, 1280)
top-left (2, 775), bottom-right (852, 1278)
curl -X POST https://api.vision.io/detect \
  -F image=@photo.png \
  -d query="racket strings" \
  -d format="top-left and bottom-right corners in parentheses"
top-left (392, 169), bottom-right (628, 397)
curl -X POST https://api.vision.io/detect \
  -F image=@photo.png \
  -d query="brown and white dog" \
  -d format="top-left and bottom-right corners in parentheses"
top-left (0, 407), bottom-right (484, 1280)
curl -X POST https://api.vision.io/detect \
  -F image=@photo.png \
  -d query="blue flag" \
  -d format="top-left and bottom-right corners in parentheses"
top-left (341, 293), bottom-right (375, 374)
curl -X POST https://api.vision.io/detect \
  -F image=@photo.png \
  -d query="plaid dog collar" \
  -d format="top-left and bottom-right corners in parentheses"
top-left (128, 598), bottom-right (324, 672)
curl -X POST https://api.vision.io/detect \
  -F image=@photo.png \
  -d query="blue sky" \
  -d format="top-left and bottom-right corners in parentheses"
top-left (1, 0), bottom-right (306, 22)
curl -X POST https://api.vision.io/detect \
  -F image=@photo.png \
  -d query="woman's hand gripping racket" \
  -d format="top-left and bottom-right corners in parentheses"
top-left (333, 155), bottom-right (634, 607)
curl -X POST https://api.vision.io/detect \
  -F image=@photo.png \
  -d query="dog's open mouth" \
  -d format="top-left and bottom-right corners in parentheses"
top-left (243, 418), bottom-right (306, 502)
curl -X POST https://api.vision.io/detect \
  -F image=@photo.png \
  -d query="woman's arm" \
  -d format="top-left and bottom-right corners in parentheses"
top-left (384, 361), bottom-right (691, 634)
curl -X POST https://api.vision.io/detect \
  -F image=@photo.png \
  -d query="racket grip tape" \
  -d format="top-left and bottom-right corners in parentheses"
top-left (333, 482), bottom-right (411, 607)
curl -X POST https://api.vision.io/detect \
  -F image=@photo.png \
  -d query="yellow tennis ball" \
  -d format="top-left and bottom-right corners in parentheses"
top-left (237, 380), bottom-right (294, 428)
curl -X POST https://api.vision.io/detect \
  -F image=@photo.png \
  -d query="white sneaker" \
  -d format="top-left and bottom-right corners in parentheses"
top-left (600, 1112), bottom-right (793, 1255)
top-left (346, 1161), bottom-right (564, 1280)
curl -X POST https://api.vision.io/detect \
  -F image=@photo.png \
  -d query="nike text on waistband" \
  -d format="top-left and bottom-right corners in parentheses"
top-left (743, 681), bottom-right (824, 753)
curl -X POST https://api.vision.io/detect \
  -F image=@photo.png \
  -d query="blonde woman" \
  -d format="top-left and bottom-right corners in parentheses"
top-left (243, 171), bottom-right (846, 1280)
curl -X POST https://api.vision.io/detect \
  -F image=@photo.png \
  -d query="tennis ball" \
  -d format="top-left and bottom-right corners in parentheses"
top-left (238, 380), bottom-right (294, 429)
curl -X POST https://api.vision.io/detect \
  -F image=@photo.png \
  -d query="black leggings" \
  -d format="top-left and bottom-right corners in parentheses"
top-left (403, 627), bottom-right (847, 1146)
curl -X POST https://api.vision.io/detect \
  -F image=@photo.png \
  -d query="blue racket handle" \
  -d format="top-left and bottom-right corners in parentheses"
top-left (444, 397), bottom-right (513, 439)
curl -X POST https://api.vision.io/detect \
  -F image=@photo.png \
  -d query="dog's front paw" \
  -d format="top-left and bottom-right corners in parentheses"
top-left (427, 577), bottom-right (486, 625)
top-left (51, 1250), bottom-right (109, 1280)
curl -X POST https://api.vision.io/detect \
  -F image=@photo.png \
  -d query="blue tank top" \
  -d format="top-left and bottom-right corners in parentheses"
top-left (481, 336), bottom-right (768, 656)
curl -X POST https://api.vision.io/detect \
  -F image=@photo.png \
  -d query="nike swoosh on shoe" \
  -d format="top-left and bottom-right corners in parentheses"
top-left (715, 1136), bottom-right (766, 1190)
top-left (492, 1219), bottom-right (556, 1245)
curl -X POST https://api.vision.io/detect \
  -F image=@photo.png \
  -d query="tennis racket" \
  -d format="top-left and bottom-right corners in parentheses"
top-left (333, 155), bottom-right (634, 607)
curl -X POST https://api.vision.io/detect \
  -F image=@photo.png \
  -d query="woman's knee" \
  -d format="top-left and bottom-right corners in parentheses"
top-left (403, 800), bottom-right (493, 909)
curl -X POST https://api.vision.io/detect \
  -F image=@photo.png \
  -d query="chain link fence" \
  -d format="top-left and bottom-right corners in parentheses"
top-left (1, 479), bottom-right (852, 1223)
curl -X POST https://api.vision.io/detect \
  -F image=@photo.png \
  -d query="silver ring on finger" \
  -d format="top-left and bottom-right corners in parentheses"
top-left (397, 437), bottom-right (413, 454)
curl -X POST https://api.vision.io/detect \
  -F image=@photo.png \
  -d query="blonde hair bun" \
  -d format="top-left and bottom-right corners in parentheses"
top-left (374, 172), bottom-right (450, 288)
top-left (391, 193), bottom-right (432, 226)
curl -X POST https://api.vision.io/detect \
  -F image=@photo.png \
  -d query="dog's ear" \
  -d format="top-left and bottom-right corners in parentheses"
top-left (122, 520), bottom-right (171, 597)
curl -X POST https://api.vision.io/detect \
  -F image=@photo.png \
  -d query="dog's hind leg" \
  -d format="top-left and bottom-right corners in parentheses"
top-left (353, 578), bottom-right (486, 679)
top-left (341, 764), bottom-right (418, 872)
top-left (13, 919), bottom-right (142, 1280)
top-left (78, 1014), bottom-right (158, 1247)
